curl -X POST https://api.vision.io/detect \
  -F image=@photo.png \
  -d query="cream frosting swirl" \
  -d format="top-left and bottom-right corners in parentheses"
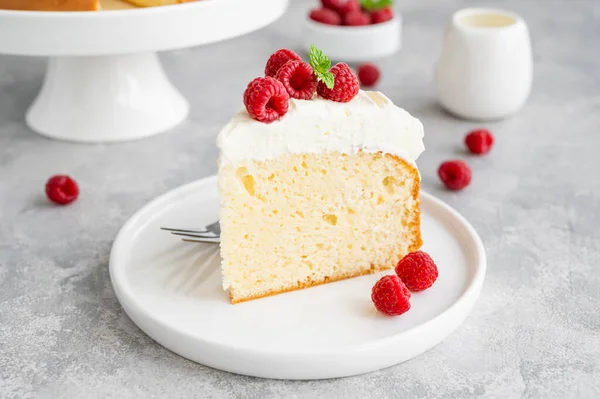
top-left (217, 90), bottom-right (425, 166)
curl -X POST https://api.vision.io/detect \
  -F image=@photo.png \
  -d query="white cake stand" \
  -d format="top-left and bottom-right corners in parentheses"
top-left (0, 0), bottom-right (288, 143)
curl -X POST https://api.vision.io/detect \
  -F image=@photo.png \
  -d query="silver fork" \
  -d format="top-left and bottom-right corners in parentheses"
top-left (161, 221), bottom-right (221, 243)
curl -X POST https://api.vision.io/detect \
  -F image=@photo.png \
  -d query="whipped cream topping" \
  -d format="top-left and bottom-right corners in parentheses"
top-left (217, 90), bottom-right (425, 167)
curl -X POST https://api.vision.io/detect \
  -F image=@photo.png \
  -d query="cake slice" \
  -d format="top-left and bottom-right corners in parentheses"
top-left (217, 49), bottom-right (425, 304)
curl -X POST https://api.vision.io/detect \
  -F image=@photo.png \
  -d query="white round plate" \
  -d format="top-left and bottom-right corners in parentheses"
top-left (110, 176), bottom-right (486, 380)
top-left (0, 0), bottom-right (288, 143)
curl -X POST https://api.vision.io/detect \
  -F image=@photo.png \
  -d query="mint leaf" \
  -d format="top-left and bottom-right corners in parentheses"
top-left (360, 0), bottom-right (392, 11)
top-left (318, 71), bottom-right (335, 89)
top-left (309, 44), bottom-right (335, 89)
top-left (309, 44), bottom-right (330, 74)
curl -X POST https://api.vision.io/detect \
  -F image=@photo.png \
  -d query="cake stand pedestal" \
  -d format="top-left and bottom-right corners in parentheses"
top-left (0, 0), bottom-right (288, 143)
top-left (28, 54), bottom-right (188, 142)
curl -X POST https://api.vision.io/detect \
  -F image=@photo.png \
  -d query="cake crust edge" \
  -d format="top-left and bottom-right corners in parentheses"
top-left (228, 153), bottom-right (422, 304)
top-left (230, 263), bottom-right (392, 304)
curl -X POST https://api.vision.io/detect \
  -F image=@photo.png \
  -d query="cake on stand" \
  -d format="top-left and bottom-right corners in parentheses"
top-left (0, 0), bottom-right (288, 143)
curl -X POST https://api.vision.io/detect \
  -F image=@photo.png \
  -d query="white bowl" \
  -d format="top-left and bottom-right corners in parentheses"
top-left (303, 15), bottom-right (401, 63)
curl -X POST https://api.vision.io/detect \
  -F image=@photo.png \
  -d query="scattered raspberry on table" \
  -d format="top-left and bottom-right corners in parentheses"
top-left (357, 63), bottom-right (380, 87)
top-left (395, 251), bottom-right (439, 292)
top-left (438, 160), bottom-right (472, 191)
top-left (371, 275), bottom-right (411, 316)
top-left (465, 129), bottom-right (494, 155)
top-left (45, 175), bottom-right (79, 205)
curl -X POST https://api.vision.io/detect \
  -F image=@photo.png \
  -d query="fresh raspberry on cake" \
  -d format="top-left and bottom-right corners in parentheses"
top-left (309, 45), bottom-right (359, 102)
top-left (357, 63), bottom-right (380, 87)
top-left (371, 275), bottom-right (411, 316)
top-left (243, 77), bottom-right (290, 123)
top-left (395, 251), bottom-right (438, 292)
top-left (438, 160), bottom-right (471, 191)
top-left (264, 49), bottom-right (302, 78)
top-left (276, 60), bottom-right (317, 100)
top-left (465, 129), bottom-right (494, 154)
top-left (317, 63), bottom-right (359, 102)
top-left (344, 10), bottom-right (371, 26)
top-left (370, 7), bottom-right (394, 24)
top-left (309, 8), bottom-right (342, 26)
top-left (45, 175), bottom-right (79, 205)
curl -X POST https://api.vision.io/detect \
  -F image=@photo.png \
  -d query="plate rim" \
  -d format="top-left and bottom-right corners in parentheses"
top-left (109, 175), bottom-right (486, 356)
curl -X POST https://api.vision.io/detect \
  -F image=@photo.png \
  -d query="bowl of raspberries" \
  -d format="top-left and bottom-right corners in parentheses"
top-left (305, 0), bottom-right (401, 62)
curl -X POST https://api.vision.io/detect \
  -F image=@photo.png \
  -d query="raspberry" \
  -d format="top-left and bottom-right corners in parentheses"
top-left (45, 175), bottom-right (79, 205)
top-left (243, 77), bottom-right (290, 123)
top-left (357, 63), bottom-right (380, 87)
top-left (264, 49), bottom-right (301, 78)
top-left (370, 7), bottom-right (394, 24)
top-left (395, 251), bottom-right (439, 292)
top-left (317, 63), bottom-right (359, 102)
top-left (309, 8), bottom-right (342, 26)
top-left (276, 60), bottom-right (317, 100)
top-left (337, 0), bottom-right (360, 15)
top-left (438, 160), bottom-right (472, 191)
top-left (371, 275), bottom-right (411, 316)
top-left (320, 0), bottom-right (345, 10)
top-left (344, 10), bottom-right (370, 26)
top-left (465, 129), bottom-right (494, 155)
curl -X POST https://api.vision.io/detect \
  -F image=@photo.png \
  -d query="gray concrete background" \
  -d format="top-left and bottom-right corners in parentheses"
top-left (1, 0), bottom-right (599, 397)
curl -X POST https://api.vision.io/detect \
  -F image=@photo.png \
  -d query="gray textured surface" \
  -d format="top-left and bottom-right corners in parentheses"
top-left (1, 0), bottom-right (599, 397)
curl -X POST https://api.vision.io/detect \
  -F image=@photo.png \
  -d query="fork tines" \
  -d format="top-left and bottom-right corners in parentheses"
top-left (170, 231), bottom-right (219, 239)
top-left (160, 227), bottom-right (209, 234)
top-left (161, 226), bottom-right (220, 243)
top-left (182, 238), bottom-right (220, 243)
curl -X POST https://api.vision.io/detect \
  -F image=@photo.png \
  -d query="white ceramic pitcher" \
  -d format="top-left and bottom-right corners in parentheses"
top-left (435, 8), bottom-right (533, 121)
